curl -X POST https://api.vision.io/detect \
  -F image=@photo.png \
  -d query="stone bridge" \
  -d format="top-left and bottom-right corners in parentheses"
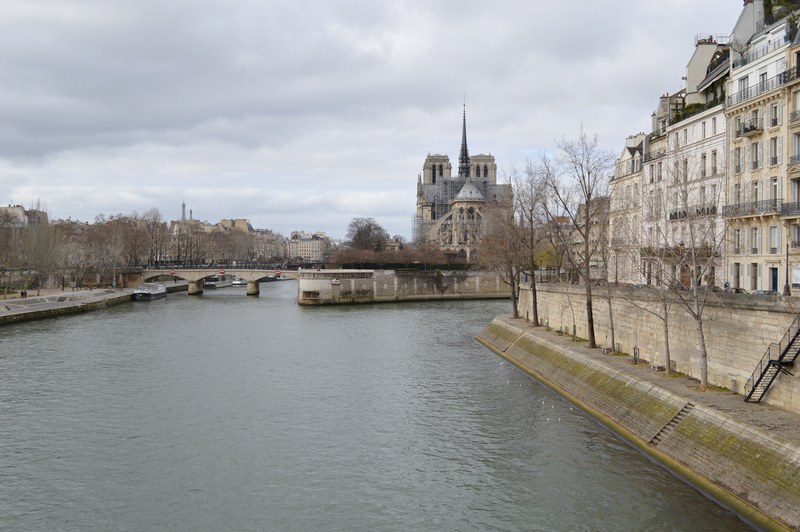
top-left (123, 268), bottom-right (297, 296)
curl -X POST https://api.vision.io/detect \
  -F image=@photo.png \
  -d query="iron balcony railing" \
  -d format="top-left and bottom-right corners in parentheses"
top-left (728, 67), bottom-right (800, 107)
top-left (781, 201), bottom-right (800, 216)
top-left (667, 204), bottom-right (716, 220)
top-left (643, 150), bottom-right (666, 162)
top-left (732, 35), bottom-right (790, 70)
top-left (722, 198), bottom-right (781, 217)
top-left (735, 118), bottom-right (764, 138)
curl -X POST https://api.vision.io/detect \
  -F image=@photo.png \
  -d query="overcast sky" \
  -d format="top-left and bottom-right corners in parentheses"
top-left (0, 0), bottom-right (741, 239)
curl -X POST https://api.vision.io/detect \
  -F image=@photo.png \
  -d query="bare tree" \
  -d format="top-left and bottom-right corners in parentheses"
top-left (540, 128), bottom-right (614, 348)
top-left (143, 208), bottom-right (169, 267)
top-left (511, 161), bottom-right (550, 325)
top-left (477, 205), bottom-right (524, 318)
top-left (346, 218), bottom-right (389, 251)
top-left (21, 211), bottom-right (64, 295)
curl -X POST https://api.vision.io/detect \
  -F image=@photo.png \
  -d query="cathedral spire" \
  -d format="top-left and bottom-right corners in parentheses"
top-left (458, 103), bottom-right (470, 178)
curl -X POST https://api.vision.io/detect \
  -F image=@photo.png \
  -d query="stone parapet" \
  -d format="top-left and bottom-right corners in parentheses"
top-left (519, 284), bottom-right (800, 413)
top-left (297, 269), bottom-right (509, 305)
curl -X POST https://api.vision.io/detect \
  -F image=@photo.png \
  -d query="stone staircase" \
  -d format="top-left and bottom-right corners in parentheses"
top-left (651, 402), bottom-right (695, 445)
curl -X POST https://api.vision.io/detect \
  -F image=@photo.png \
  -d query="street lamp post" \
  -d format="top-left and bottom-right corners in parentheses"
top-left (784, 243), bottom-right (791, 297)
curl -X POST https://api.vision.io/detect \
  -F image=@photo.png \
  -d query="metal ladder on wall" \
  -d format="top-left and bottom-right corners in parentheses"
top-left (744, 313), bottom-right (800, 403)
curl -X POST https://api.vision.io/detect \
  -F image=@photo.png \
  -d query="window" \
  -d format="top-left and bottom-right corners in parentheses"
top-left (734, 228), bottom-right (742, 254)
top-left (711, 150), bottom-right (718, 175)
top-left (770, 136), bottom-right (782, 165)
top-left (770, 225), bottom-right (780, 254)
top-left (738, 76), bottom-right (749, 96)
top-left (683, 159), bottom-right (688, 182)
top-left (753, 180), bottom-right (760, 202)
top-left (751, 142), bottom-right (760, 169)
top-left (794, 133), bottom-right (800, 162)
top-left (751, 262), bottom-right (759, 291)
top-left (702, 121), bottom-right (707, 138)
top-left (701, 154), bottom-right (707, 177)
top-left (735, 147), bottom-right (743, 173)
top-left (648, 164), bottom-right (654, 184)
top-left (772, 177), bottom-right (779, 202)
top-left (751, 227), bottom-right (761, 254)
top-left (674, 133), bottom-right (679, 148)
top-left (735, 183), bottom-right (741, 204)
top-left (712, 117), bottom-right (717, 135)
top-left (683, 128), bottom-right (688, 145)
top-left (771, 102), bottom-right (781, 127)
top-left (657, 161), bottom-right (662, 181)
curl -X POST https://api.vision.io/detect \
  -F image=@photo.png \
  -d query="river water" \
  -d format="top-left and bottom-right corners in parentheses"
top-left (0, 281), bottom-right (751, 530)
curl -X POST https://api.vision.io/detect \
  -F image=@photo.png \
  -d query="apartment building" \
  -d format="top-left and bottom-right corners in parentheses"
top-left (724, 15), bottom-right (795, 292)
top-left (611, 34), bottom-right (729, 288)
top-left (608, 134), bottom-right (644, 284)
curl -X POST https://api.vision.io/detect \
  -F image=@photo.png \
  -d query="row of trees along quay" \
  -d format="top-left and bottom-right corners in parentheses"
top-left (478, 128), bottom-right (734, 390)
top-left (0, 205), bottom-right (287, 297)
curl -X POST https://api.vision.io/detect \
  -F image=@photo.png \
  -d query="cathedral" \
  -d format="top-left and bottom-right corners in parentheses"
top-left (413, 107), bottom-right (512, 260)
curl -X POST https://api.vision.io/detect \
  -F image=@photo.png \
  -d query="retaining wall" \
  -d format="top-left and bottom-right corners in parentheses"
top-left (519, 283), bottom-right (800, 412)
top-left (0, 291), bottom-right (132, 325)
top-left (297, 269), bottom-right (509, 305)
top-left (478, 318), bottom-right (800, 531)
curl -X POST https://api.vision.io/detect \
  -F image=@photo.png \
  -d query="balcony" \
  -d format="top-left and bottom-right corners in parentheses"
top-left (770, 156), bottom-right (779, 166)
top-left (668, 204), bottom-right (717, 220)
top-left (727, 68), bottom-right (799, 107)
top-left (643, 150), bottom-right (665, 162)
top-left (722, 198), bottom-right (782, 217)
top-left (752, 159), bottom-right (761, 170)
top-left (735, 118), bottom-right (764, 138)
top-left (781, 201), bottom-right (800, 217)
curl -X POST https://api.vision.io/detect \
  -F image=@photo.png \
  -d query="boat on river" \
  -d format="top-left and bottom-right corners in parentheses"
top-left (232, 277), bottom-right (247, 286)
top-left (133, 282), bottom-right (167, 301)
top-left (204, 274), bottom-right (234, 288)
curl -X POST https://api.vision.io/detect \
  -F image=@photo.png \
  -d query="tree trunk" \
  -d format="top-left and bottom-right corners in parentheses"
top-left (510, 268), bottom-right (519, 319)
top-left (530, 266), bottom-right (539, 326)
top-left (585, 284), bottom-right (596, 348)
top-left (662, 299), bottom-right (671, 376)
top-left (695, 313), bottom-right (708, 389)
top-left (606, 286), bottom-right (615, 352)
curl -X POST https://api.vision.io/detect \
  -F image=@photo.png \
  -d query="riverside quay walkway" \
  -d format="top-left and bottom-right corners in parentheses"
top-left (0, 288), bottom-right (132, 324)
top-left (479, 315), bottom-right (800, 530)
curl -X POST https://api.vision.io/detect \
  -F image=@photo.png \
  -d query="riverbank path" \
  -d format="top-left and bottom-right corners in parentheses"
top-left (496, 315), bottom-right (800, 444)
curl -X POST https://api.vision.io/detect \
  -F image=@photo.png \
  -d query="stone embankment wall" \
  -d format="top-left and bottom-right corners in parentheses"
top-left (297, 270), bottom-right (509, 305)
top-left (478, 318), bottom-right (800, 531)
top-left (0, 290), bottom-right (132, 325)
top-left (519, 283), bottom-right (800, 412)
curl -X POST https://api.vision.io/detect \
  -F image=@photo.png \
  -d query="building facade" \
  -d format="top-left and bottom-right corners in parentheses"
top-left (724, 8), bottom-right (796, 292)
top-left (413, 107), bottom-right (512, 261)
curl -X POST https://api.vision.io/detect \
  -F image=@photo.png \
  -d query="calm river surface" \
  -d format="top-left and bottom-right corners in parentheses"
top-left (1, 281), bottom-right (751, 530)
